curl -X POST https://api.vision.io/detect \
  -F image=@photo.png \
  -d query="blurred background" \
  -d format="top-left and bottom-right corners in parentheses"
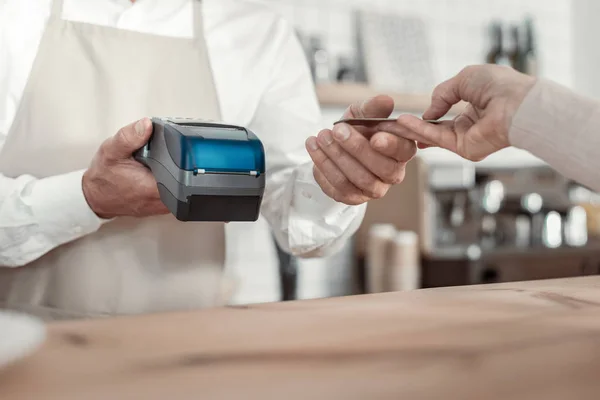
top-left (229, 0), bottom-right (600, 305)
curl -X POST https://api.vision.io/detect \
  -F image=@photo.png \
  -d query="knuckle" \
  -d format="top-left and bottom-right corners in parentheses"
top-left (359, 178), bottom-right (384, 199)
top-left (391, 166), bottom-right (406, 184)
top-left (347, 137), bottom-right (367, 154)
top-left (327, 170), bottom-right (348, 190)
top-left (332, 191), bottom-right (346, 204)
top-left (144, 180), bottom-right (160, 195)
top-left (346, 198), bottom-right (364, 206)
top-left (432, 84), bottom-right (446, 100)
top-left (115, 127), bottom-right (137, 152)
top-left (462, 147), bottom-right (483, 162)
top-left (327, 141), bottom-right (348, 161)
top-left (461, 65), bottom-right (478, 76)
top-left (371, 185), bottom-right (389, 199)
top-left (355, 173), bottom-right (377, 192)
top-left (495, 64), bottom-right (512, 74)
top-left (379, 161), bottom-right (398, 183)
top-left (328, 142), bottom-right (345, 158)
top-left (397, 139), bottom-right (417, 161)
top-left (97, 139), bottom-right (112, 160)
top-left (342, 192), bottom-right (365, 206)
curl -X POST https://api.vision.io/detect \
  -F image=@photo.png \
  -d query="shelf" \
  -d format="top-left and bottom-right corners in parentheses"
top-left (316, 83), bottom-right (467, 115)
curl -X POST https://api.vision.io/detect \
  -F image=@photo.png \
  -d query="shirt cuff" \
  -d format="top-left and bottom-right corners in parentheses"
top-left (287, 162), bottom-right (366, 255)
top-left (509, 79), bottom-right (600, 180)
top-left (30, 170), bottom-right (107, 240)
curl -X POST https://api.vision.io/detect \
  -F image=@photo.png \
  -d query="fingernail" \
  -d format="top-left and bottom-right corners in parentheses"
top-left (360, 96), bottom-right (373, 113)
top-left (319, 130), bottom-right (334, 146)
top-left (373, 136), bottom-right (388, 149)
top-left (306, 136), bottom-right (319, 151)
top-left (135, 118), bottom-right (148, 136)
top-left (333, 123), bottom-right (351, 141)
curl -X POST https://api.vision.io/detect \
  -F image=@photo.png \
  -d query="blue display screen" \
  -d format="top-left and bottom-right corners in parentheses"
top-left (178, 127), bottom-right (265, 174)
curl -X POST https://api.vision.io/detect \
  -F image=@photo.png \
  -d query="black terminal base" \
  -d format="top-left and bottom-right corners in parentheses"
top-left (157, 183), bottom-right (262, 222)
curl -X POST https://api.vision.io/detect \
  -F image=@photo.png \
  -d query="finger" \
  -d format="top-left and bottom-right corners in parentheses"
top-left (135, 200), bottom-right (169, 217)
top-left (311, 164), bottom-right (337, 200)
top-left (330, 123), bottom-right (409, 185)
top-left (384, 115), bottom-right (459, 153)
top-left (313, 166), bottom-right (368, 206)
top-left (377, 120), bottom-right (436, 147)
top-left (149, 201), bottom-right (170, 215)
top-left (343, 95), bottom-right (395, 119)
top-left (369, 131), bottom-right (417, 163)
top-left (306, 133), bottom-right (367, 198)
top-left (333, 123), bottom-right (403, 173)
top-left (417, 143), bottom-right (433, 149)
top-left (317, 129), bottom-right (389, 198)
top-left (104, 118), bottom-right (153, 162)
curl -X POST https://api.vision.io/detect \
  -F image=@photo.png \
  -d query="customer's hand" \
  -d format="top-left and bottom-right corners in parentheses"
top-left (305, 95), bottom-right (417, 205)
top-left (82, 118), bottom-right (169, 219)
top-left (382, 65), bottom-right (536, 161)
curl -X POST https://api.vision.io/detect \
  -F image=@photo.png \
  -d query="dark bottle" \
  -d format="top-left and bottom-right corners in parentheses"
top-left (509, 24), bottom-right (524, 72)
top-left (522, 17), bottom-right (538, 76)
top-left (485, 22), bottom-right (503, 64)
top-left (486, 21), bottom-right (512, 67)
top-left (497, 24), bottom-right (514, 67)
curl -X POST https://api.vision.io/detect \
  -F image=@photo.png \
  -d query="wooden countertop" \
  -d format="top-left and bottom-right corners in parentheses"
top-left (4, 277), bottom-right (600, 399)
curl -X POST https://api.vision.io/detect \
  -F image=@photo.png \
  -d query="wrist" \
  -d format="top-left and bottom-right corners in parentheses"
top-left (508, 75), bottom-right (537, 124)
top-left (82, 170), bottom-right (113, 220)
top-left (501, 75), bottom-right (537, 147)
top-left (30, 170), bottom-right (104, 240)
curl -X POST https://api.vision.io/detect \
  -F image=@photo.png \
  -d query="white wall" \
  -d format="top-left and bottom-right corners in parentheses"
top-left (572, 0), bottom-right (600, 100)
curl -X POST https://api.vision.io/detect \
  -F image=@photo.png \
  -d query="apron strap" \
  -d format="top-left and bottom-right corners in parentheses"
top-left (192, 0), bottom-right (205, 40)
top-left (50, 0), bottom-right (64, 18)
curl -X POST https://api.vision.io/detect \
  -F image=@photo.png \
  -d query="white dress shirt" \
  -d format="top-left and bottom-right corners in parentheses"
top-left (0, 0), bottom-right (366, 272)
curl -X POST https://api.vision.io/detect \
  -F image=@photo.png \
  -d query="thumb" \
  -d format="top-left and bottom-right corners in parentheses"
top-left (105, 118), bottom-right (153, 161)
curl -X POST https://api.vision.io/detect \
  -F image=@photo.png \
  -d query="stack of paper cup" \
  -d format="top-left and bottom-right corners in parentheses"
top-left (366, 225), bottom-right (420, 293)
top-left (366, 224), bottom-right (396, 293)
top-left (389, 231), bottom-right (420, 292)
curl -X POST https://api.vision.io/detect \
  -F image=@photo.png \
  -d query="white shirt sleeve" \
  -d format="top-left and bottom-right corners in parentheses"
top-left (249, 16), bottom-right (366, 258)
top-left (0, 170), bottom-right (105, 267)
top-left (0, 3), bottom-right (104, 267)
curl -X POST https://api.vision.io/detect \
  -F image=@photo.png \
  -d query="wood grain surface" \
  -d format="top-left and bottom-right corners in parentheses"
top-left (3, 277), bottom-right (600, 399)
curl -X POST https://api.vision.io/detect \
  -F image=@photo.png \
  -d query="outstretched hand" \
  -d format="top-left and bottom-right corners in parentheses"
top-left (379, 65), bottom-right (536, 161)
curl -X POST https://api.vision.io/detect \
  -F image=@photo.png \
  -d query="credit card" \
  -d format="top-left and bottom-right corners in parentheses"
top-left (333, 118), bottom-right (443, 127)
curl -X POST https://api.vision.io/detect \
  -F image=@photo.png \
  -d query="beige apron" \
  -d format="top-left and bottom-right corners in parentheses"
top-left (0, 0), bottom-right (228, 320)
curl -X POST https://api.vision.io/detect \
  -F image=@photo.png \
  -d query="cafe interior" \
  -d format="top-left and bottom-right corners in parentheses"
top-left (3, 0), bottom-right (600, 398)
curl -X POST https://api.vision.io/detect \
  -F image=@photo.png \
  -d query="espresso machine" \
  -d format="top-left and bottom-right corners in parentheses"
top-left (421, 163), bottom-right (600, 288)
